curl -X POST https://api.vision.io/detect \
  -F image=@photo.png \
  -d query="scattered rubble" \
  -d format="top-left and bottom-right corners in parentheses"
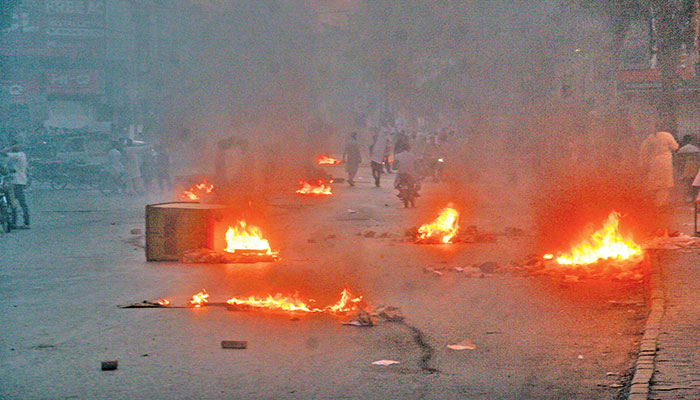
top-left (221, 340), bottom-right (247, 349)
top-left (372, 360), bottom-right (400, 366)
top-left (342, 310), bottom-right (375, 327)
top-left (505, 253), bottom-right (646, 282)
top-left (447, 339), bottom-right (476, 351)
top-left (477, 262), bottom-right (499, 273)
top-left (101, 361), bottom-right (118, 371)
top-left (119, 300), bottom-right (170, 308)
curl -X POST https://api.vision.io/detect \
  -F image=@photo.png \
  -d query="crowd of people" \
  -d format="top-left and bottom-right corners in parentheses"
top-left (105, 139), bottom-right (172, 195)
top-left (342, 125), bottom-right (454, 189)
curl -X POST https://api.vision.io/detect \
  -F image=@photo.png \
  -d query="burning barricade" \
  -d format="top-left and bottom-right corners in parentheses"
top-left (182, 221), bottom-right (280, 263)
top-left (179, 180), bottom-right (214, 201)
top-left (515, 211), bottom-right (645, 281)
top-left (296, 180), bottom-right (333, 195)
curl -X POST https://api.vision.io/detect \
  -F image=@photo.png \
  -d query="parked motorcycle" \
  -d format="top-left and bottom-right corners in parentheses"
top-left (0, 174), bottom-right (14, 233)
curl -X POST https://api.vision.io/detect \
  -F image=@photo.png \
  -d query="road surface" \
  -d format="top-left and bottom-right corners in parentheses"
top-left (1, 166), bottom-right (645, 399)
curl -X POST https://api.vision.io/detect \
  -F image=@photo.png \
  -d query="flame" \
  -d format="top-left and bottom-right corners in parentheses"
top-left (417, 205), bottom-right (460, 243)
top-left (188, 290), bottom-right (209, 307)
top-left (180, 180), bottom-right (214, 201)
top-left (296, 180), bottom-right (333, 195)
top-left (316, 154), bottom-right (342, 165)
top-left (224, 221), bottom-right (273, 254)
top-left (553, 211), bottom-right (642, 265)
top-left (157, 298), bottom-right (170, 306)
top-left (226, 288), bottom-right (363, 314)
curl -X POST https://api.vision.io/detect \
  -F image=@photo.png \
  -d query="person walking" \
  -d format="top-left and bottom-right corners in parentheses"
top-left (1, 140), bottom-right (30, 229)
top-left (639, 128), bottom-right (679, 207)
top-left (154, 145), bottom-right (171, 193)
top-left (369, 130), bottom-right (388, 187)
top-left (342, 132), bottom-right (361, 186)
top-left (677, 135), bottom-right (699, 201)
top-left (106, 141), bottom-right (125, 192)
top-left (123, 138), bottom-right (143, 194)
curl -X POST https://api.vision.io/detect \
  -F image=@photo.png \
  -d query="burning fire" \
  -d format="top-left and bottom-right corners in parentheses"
top-left (417, 205), bottom-right (460, 243)
top-left (180, 180), bottom-right (214, 201)
top-left (316, 154), bottom-right (342, 165)
top-left (224, 221), bottom-right (273, 254)
top-left (226, 288), bottom-right (363, 314)
top-left (551, 211), bottom-right (642, 265)
top-left (296, 180), bottom-right (333, 195)
top-left (188, 290), bottom-right (209, 307)
top-left (157, 298), bottom-right (170, 306)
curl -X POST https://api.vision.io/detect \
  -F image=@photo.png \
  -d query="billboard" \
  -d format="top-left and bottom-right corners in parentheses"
top-left (0, 0), bottom-right (105, 58)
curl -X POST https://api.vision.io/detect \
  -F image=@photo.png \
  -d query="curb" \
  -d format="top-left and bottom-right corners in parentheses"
top-left (628, 252), bottom-right (665, 400)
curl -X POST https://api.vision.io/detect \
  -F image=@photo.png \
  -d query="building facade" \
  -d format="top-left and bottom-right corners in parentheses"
top-left (0, 0), bottom-right (182, 137)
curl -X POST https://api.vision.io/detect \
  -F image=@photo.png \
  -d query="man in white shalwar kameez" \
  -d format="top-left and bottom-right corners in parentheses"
top-left (639, 130), bottom-right (679, 207)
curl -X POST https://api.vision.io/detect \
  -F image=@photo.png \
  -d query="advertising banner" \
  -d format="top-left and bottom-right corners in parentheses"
top-left (0, 0), bottom-right (105, 58)
top-left (45, 69), bottom-right (105, 95)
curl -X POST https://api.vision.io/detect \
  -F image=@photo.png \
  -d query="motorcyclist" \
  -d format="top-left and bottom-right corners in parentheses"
top-left (393, 143), bottom-right (420, 205)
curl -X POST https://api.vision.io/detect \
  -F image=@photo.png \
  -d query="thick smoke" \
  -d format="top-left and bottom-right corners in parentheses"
top-left (160, 1), bottom-right (665, 248)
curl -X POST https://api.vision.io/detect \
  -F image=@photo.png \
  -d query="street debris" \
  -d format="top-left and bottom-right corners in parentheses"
top-left (477, 261), bottom-right (499, 273)
top-left (643, 230), bottom-right (700, 250)
top-left (424, 266), bottom-right (444, 276)
top-left (101, 361), bottom-right (118, 371)
top-left (119, 299), bottom-right (171, 308)
top-left (182, 248), bottom-right (280, 264)
top-left (507, 254), bottom-right (645, 282)
top-left (221, 340), bottom-right (248, 349)
top-left (373, 305), bottom-right (404, 322)
top-left (372, 360), bottom-right (400, 366)
top-left (342, 310), bottom-right (375, 327)
top-left (121, 288), bottom-right (367, 315)
top-left (447, 339), bottom-right (476, 351)
top-left (130, 228), bottom-right (141, 235)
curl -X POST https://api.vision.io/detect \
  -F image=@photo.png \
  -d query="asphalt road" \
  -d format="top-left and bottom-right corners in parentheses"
top-left (1, 167), bottom-right (646, 399)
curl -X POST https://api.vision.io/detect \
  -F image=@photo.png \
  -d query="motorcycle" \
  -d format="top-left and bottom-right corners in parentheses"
top-left (395, 173), bottom-right (420, 208)
top-left (0, 174), bottom-right (14, 233)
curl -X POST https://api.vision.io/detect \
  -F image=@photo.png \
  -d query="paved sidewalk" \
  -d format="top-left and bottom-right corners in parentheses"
top-left (649, 250), bottom-right (700, 399)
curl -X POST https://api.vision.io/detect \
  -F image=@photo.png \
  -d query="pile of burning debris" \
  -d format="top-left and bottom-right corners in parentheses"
top-left (182, 221), bottom-right (280, 263)
top-left (405, 204), bottom-right (499, 244)
top-left (509, 212), bottom-right (645, 282)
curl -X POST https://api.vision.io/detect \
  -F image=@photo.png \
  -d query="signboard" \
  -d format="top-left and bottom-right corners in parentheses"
top-left (45, 0), bottom-right (106, 58)
top-left (0, 80), bottom-right (43, 104)
top-left (45, 70), bottom-right (105, 95)
top-left (0, 0), bottom-right (105, 58)
top-left (0, 0), bottom-right (46, 56)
